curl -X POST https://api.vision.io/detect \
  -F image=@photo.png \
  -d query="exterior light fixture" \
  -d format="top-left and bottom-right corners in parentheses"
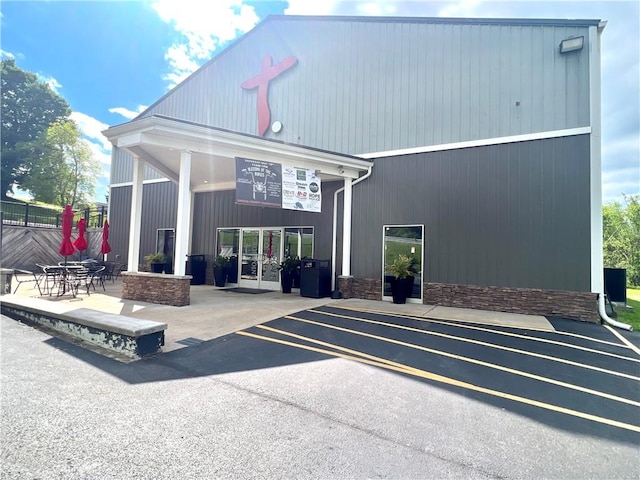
top-left (559, 36), bottom-right (584, 53)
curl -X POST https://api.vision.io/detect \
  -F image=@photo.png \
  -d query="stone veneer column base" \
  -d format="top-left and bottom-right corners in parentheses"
top-left (338, 276), bottom-right (599, 323)
top-left (122, 272), bottom-right (192, 306)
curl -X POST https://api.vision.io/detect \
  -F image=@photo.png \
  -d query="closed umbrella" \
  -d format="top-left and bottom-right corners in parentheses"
top-left (101, 220), bottom-right (112, 259)
top-left (59, 204), bottom-right (76, 265)
top-left (73, 218), bottom-right (88, 257)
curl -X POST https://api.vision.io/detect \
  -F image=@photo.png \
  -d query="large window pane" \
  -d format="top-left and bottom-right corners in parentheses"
top-left (383, 225), bottom-right (423, 299)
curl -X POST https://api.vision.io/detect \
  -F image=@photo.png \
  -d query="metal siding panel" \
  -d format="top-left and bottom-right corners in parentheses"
top-left (131, 19), bottom-right (591, 156)
top-left (351, 135), bottom-right (591, 291)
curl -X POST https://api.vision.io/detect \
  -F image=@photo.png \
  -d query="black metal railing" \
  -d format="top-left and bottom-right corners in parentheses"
top-left (1, 201), bottom-right (108, 229)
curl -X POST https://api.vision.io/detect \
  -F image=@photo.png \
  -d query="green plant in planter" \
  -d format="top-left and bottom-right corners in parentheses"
top-left (213, 255), bottom-right (230, 287)
top-left (387, 254), bottom-right (413, 279)
top-left (144, 252), bottom-right (166, 273)
top-left (279, 255), bottom-right (300, 293)
top-left (386, 254), bottom-right (415, 304)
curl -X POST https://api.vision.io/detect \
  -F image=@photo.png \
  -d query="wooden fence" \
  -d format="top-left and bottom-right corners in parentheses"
top-left (1, 225), bottom-right (105, 271)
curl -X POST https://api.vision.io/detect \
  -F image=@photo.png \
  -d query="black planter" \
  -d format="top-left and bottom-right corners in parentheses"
top-left (213, 266), bottom-right (227, 287)
top-left (390, 276), bottom-right (413, 304)
top-left (151, 263), bottom-right (164, 274)
top-left (281, 270), bottom-right (293, 293)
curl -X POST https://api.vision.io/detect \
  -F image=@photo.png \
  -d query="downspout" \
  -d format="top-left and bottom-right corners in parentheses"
top-left (598, 294), bottom-right (633, 331)
top-left (331, 164), bottom-right (373, 291)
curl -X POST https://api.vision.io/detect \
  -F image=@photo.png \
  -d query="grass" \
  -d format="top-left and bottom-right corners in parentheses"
top-left (615, 288), bottom-right (640, 331)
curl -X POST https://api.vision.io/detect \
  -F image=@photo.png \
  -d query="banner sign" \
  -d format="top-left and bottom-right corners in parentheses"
top-left (235, 158), bottom-right (321, 212)
top-left (235, 157), bottom-right (282, 207)
top-left (282, 165), bottom-right (321, 212)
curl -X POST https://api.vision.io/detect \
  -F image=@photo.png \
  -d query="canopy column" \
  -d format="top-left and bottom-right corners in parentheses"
top-left (127, 155), bottom-right (144, 273)
top-left (174, 150), bottom-right (192, 276)
top-left (341, 177), bottom-right (353, 276)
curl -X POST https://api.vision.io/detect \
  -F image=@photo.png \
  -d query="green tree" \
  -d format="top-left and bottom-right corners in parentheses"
top-left (22, 120), bottom-right (101, 208)
top-left (1, 59), bottom-right (71, 199)
top-left (603, 194), bottom-right (640, 286)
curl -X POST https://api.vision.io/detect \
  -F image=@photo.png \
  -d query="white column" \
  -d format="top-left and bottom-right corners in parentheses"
top-left (174, 150), bottom-right (192, 276)
top-left (127, 155), bottom-right (144, 273)
top-left (589, 25), bottom-right (604, 293)
top-left (341, 177), bottom-right (353, 276)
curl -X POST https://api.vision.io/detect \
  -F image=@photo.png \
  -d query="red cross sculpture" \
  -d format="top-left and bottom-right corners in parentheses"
top-left (241, 54), bottom-right (298, 137)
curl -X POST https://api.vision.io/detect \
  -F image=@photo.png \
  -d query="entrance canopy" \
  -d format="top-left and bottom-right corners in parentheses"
top-left (103, 115), bottom-right (372, 278)
top-left (103, 115), bottom-right (371, 191)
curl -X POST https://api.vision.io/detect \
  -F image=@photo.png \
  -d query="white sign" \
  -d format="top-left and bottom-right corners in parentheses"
top-left (281, 165), bottom-right (321, 213)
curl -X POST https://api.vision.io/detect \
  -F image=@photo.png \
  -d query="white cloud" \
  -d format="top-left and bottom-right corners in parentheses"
top-left (356, 1), bottom-right (398, 16)
top-left (151, 0), bottom-right (260, 88)
top-left (108, 105), bottom-right (149, 120)
top-left (36, 74), bottom-right (62, 93)
top-left (285, 0), bottom-right (337, 15)
top-left (438, 0), bottom-right (484, 17)
top-left (70, 111), bottom-right (111, 153)
top-left (0, 49), bottom-right (15, 59)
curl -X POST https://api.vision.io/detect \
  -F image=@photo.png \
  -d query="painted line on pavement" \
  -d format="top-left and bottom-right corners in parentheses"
top-left (313, 307), bottom-right (640, 363)
top-left (304, 310), bottom-right (640, 381)
top-left (235, 330), bottom-right (640, 434)
top-left (604, 325), bottom-right (640, 357)
top-left (279, 317), bottom-right (640, 407)
top-left (331, 305), bottom-right (632, 350)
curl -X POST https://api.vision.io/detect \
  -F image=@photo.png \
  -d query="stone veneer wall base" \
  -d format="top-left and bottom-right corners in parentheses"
top-left (122, 272), bottom-right (192, 306)
top-left (338, 277), bottom-right (599, 323)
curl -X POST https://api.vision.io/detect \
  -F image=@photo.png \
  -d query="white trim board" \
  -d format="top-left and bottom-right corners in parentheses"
top-left (357, 127), bottom-right (592, 159)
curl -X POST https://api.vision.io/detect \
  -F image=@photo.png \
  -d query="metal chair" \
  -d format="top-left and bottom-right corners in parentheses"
top-left (87, 265), bottom-right (106, 292)
top-left (12, 269), bottom-right (43, 295)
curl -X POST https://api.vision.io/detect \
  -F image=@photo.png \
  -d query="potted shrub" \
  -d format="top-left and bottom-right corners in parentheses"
top-left (144, 252), bottom-right (166, 273)
top-left (213, 255), bottom-right (230, 287)
top-left (279, 255), bottom-right (300, 293)
top-left (386, 254), bottom-right (415, 304)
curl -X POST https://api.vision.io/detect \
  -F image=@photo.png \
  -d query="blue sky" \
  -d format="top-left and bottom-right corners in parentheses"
top-left (1, 0), bottom-right (638, 205)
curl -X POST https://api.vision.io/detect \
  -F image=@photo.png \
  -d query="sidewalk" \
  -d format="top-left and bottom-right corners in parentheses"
top-left (6, 277), bottom-right (554, 353)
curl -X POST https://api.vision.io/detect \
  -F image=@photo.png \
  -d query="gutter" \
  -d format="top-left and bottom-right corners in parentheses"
top-left (331, 165), bottom-right (374, 292)
top-left (598, 293), bottom-right (633, 331)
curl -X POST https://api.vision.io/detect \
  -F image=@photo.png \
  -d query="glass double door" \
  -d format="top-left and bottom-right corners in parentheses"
top-left (239, 228), bottom-right (283, 290)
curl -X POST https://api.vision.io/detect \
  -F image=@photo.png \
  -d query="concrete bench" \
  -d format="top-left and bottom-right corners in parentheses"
top-left (1, 295), bottom-right (167, 359)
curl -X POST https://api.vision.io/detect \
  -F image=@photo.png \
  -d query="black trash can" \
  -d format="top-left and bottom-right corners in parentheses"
top-left (300, 259), bottom-right (331, 298)
top-left (186, 255), bottom-right (207, 285)
top-left (604, 268), bottom-right (626, 303)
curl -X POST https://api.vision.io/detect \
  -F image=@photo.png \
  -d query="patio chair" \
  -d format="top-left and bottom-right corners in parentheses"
top-left (12, 269), bottom-right (43, 295)
top-left (41, 265), bottom-right (64, 296)
top-left (65, 267), bottom-right (91, 297)
top-left (87, 265), bottom-right (106, 292)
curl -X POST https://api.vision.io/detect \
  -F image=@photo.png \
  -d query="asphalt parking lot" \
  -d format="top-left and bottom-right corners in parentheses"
top-left (2, 303), bottom-right (639, 479)
top-left (236, 304), bottom-right (640, 444)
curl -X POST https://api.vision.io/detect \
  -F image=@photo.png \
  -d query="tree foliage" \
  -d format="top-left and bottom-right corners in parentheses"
top-left (603, 194), bottom-right (640, 286)
top-left (22, 120), bottom-right (101, 208)
top-left (1, 59), bottom-right (71, 199)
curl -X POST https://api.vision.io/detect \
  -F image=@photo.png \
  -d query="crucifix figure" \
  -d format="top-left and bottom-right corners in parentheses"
top-left (241, 54), bottom-right (298, 136)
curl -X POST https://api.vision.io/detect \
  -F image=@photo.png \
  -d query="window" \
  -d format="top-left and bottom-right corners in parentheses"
top-left (383, 225), bottom-right (424, 302)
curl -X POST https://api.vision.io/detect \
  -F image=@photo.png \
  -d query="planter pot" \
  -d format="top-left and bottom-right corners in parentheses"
top-left (281, 270), bottom-right (293, 293)
top-left (151, 263), bottom-right (164, 274)
top-left (390, 276), bottom-right (414, 304)
top-left (164, 262), bottom-right (173, 275)
top-left (213, 266), bottom-right (227, 287)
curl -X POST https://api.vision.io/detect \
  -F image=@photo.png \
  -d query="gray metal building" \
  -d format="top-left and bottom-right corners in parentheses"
top-left (104, 15), bottom-right (605, 319)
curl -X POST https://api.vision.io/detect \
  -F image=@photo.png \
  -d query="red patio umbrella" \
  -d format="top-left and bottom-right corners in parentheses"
top-left (101, 220), bottom-right (112, 259)
top-left (73, 218), bottom-right (88, 256)
top-left (59, 204), bottom-right (76, 264)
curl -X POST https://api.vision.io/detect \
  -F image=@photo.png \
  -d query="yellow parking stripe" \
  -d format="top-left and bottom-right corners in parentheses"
top-left (236, 330), bottom-right (640, 433)
top-left (604, 325), bottom-right (640, 357)
top-left (324, 307), bottom-right (640, 363)
top-left (303, 311), bottom-right (640, 381)
top-left (277, 318), bottom-right (640, 407)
